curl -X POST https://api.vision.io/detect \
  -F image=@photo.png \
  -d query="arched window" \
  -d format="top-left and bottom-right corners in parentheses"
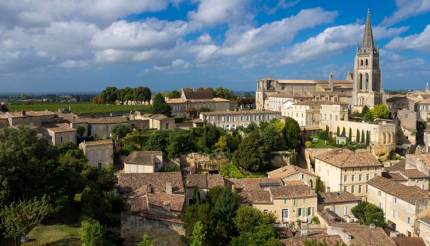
top-left (359, 74), bottom-right (363, 90)
top-left (360, 60), bottom-right (364, 66)
top-left (365, 73), bottom-right (369, 91)
top-left (365, 59), bottom-right (368, 66)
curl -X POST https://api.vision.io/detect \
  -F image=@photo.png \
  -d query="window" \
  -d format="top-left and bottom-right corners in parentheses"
top-left (378, 191), bottom-right (381, 196)
top-left (366, 174), bottom-right (369, 181)
top-left (301, 174), bottom-right (304, 180)
top-left (293, 199), bottom-right (296, 206)
top-left (344, 186), bottom-right (347, 192)
top-left (344, 207), bottom-right (348, 216)
top-left (392, 209), bottom-right (396, 219)
top-left (359, 174), bottom-right (362, 181)
top-left (351, 185), bottom-right (355, 193)
top-left (307, 207), bottom-right (312, 216)
top-left (351, 175), bottom-right (355, 182)
top-left (394, 197), bottom-right (397, 204)
top-left (298, 208), bottom-right (302, 217)
top-left (407, 217), bottom-right (411, 224)
top-left (358, 185), bottom-right (362, 193)
top-left (282, 209), bottom-right (289, 219)
top-left (344, 175), bottom-right (347, 182)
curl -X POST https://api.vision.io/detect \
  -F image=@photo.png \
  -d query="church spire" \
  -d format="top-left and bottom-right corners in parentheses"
top-left (362, 8), bottom-right (374, 48)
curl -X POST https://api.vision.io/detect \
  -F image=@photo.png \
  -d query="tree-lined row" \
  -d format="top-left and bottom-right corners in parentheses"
top-left (93, 86), bottom-right (151, 104)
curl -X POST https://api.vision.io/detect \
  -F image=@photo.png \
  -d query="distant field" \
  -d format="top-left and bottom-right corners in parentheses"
top-left (8, 102), bottom-right (152, 115)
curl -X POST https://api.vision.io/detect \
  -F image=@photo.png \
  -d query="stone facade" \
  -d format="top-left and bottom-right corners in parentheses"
top-left (79, 139), bottom-right (114, 168)
top-left (199, 110), bottom-right (282, 130)
top-left (45, 124), bottom-right (77, 146)
top-left (318, 192), bottom-right (361, 221)
top-left (367, 176), bottom-right (430, 236)
top-left (123, 151), bottom-right (163, 174)
top-left (70, 116), bottom-right (129, 139)
top-left (315, 149), bottom-right (383, 198)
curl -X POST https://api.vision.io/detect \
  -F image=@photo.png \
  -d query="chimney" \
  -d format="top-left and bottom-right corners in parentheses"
top-left (166, 182), bottom-right (172, 194)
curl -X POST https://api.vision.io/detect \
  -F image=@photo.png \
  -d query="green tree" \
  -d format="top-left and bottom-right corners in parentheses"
top-left (261, 123), bottom-right (284, 150)
top-left (336, 126), bottom-right (340, 136)
top-left (152, 93), bottom-right (172, 116)
top-left (234, 130), bottom-right (270, 172)
top-left (233, 206), bottom-right (275, 233)
top-left (192, 188), bottom-right (201, 205)
top-left (356, 129), bottom-right (360, 143)
top-left (190, 221), bottom-right (206, 246)
top-left (371, 104), bottom-right (390, 119)
top-left (143, 131), bottom-right (169, 152)
top-left (165, 90), bottom-right (181, 99)
top-left (341, 127), bottom-right (346, 137)
top-left (348, 128), bottom-right (352, 141)
top-left (284, 118), bottom-right (301, 149)
top-left (0, 102), bottom-right (8, 112)
top-left (351, 201), bottom-right (386, 228)
top-left (0, 196), bottom-right (51, 245)
top-left (167, 130), bottom-right (194, 158)
top-left (112, 124), bottom-right (131, 139)
top-left (77, 126), bottom-right (86, 137)
top-left (315, 177), bottom-right (323, 194)
top-left (134, 86), bottom-right (151, 103)
top-left (137, 234), bottom-right (153, 246)
top-left (214, 87), bottom-right (237, 100)
top-left (361, 130), bottom-right (365, 143)
top-left (100, 87), bottom-right (118, 104)
top-left (230, 224), bottom-right (281, 246)
top-left (81, 219), bottom-right (105, 246)
top-left (366, 131), bottom-right (370, 145)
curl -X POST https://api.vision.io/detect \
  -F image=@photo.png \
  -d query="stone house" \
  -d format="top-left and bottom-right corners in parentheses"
top-left (417, 217), bottom-right (430, 246)
top-left (199, 109), bottom-right (282, 130)
top-left (165, 88), bottom-right (231, 118)
top-left (70, 116), bottom-right (129, 139)
top-left (383, 160), bottom-right (429, 190)
top-left (315, 149), bottom-right (383, 199)
top-left (117, 172), bottom-right (185, 245)
top-left (326, 223), bottom-right (396, 246)
top-left (229, 178), bottom-right (318, 225)
top-left (267, 165), bottom-right (317, 190)
top-left (44, 124), bottom-right (77, 146)
top-left (79, 139), bottom-right (114, 168)
top-left (123, 151), bottom-right (163, 173)
top-left (318, 192), bottom-right (361, 221)
top-left (367, 176), bottom-right (430, 236)
top-left (1, 111), bottom-right (60, 127)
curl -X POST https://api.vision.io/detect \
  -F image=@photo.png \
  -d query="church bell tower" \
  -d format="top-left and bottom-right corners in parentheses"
top-left (352, 9), bottom-right (382, 109)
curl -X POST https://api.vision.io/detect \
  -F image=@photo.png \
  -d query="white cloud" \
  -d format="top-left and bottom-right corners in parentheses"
top-left (386, 24), bottom-right (430, 52)
top-left (382, 0), bottom-right (430, 26)
top-left (0, 0), bottom-right (168, 28)
top-left (91, 19), bottom-right (188, 50)
top-left (281, 24), bottom-right (407, 64)
top-left (218, 8), bottom-right (337, 56)
top-left (188, 0), bottom-right (250, 27)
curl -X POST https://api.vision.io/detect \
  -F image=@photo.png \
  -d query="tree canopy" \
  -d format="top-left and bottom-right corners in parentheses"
top-left (151, 93), bottom-right (172, 116)
top-left (351, 201), bottom-right (386, 228)
top-left (95, 86), bottom-right (151, 104)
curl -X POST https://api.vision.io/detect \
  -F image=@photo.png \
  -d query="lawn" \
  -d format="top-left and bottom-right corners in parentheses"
top-left (23, 224), bottom-right (81, 246)
top-left (8, 102), bottom-right (152, 115)
top-left (220, 163), bottom-right (266, 178)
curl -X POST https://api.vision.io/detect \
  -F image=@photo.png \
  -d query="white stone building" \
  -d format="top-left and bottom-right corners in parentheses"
top-left (123, 151), bottom-right (163, 173)
top-left (79, 139), bottom-right (114, 168)
top-left (199, 110), bottom-right (282, 130)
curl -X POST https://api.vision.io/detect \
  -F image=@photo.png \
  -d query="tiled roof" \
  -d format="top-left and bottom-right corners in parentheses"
top-left (385, 160), bottom-right (429, 179)
top-left (207, 174), bottom-right (225, 188)
top-left (269, 184), bottom-right (316, 199)
top-left (267, 165), bottom-right (317, 179)
top-left (316, 149), bottom-right (382, 168)
top-left (201, 110), bottom-right (280, 116)
top-left (228, 177), bottom-right (283, 191)
top-left (385, 160), bottom-right (406, 171)
top-left (382, 172), bottom-right (408, 182)
top-left (118, 172), bottom-right (185, 214)
top-left (368, 176), bottom-right (430, 205)
top-left (408, 153), bottom-right (430, 166)
top-left (186, 174), bottom-right (225, 189)
top-left (240, 190), bottom-right (272, 204)
top-left (318, 192), bottom-right (361, 205)
top-left (393, 237), bottom-right (425, 246)
top-left (401, 169), bottom-right (429, 179)
top-left (71, 116), bottom-right (128, 124)
top-left (331, 223), bottom-right (396, 246)
top-left (124, 151), bottom-right (162, 165)
top-left (81, 139), bottom-right (113, 146)
top-left (182, 88), bottom-right (214, 100)
top-left (45, 123), bottom-right (77, 133)
top-left (419, 216), bottom-right (430, 225)
top-left (149, 114), bottom-right (170, 121)
top-left (282, 234), bottom-right (343, 246)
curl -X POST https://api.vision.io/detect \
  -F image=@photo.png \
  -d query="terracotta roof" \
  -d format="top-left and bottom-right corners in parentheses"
top-left (80, 139), bottom-right (113, 146)
top-left (118, 172), bottom-right (184, 194)
top-left (282, 234), bottom-right (343, 246)
top-left (71, 116), bottom-right (128, 124)
top-left (385, 160), bottom-right (429, 179)
top-left (149, 114), bottom-right (170, 121)
top-left (367, 176), bottom-right (430, 205)
top-left (6, 111), bottom-right (57, 118)
top-left (45, 124), bottom-right (77, 133)
top-left (207, 174), bottom-right (225, 188)
top-left (182, 88), bottom-right (214, 100)
top-left (407, 153), bottom-right (430, 167)
top-left (318, 192), bottom-right (361, 205)
top-left (186, 174), bottom-right (207, 189)
top-left (228, 177), bottom-right (283, 191)
top-left (419, 216), bottom-right (430, 225)
top-left (201, 110), bottom-right (280, 116)
top-left (393, 237), bottom-right (425, 246)
top-left (269, 184), bottom-right (316, 199)
top-left (401, 169), bottom-right (429, 179)
top-left (382, 172), bottom-right (408, 182)
top-left (315, 149), bottom-right (382, 168)
top-left (240, 190), bottom-right (272, 204)
top-left (385, 160), bottom-right (406, 172)
top-left (124, 151), bottom-right (162, 165)
top-left (268, 165), bottom-right (317, 179)
top-left (331, 223), bottom-right (396, 246)
top-left (118, 172), bottom-right (185, 214)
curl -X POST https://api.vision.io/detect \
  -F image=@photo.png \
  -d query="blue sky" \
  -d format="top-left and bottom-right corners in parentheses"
top-left (0, 0), bottom-right (429, 93)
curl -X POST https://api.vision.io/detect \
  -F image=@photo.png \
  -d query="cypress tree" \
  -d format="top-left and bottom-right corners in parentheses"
top-left (361, 130), bottom-right (365, 143)
top-left (337, 126), bottom-right (340, 136)
top-left (349, 128), bottom-right (352, 141)
top-left (341, 127), bottom-right (346, 137)
top-left (356, 129), bottom-right (360, 143)
top-left (366, 131), bottom-right (370, 145)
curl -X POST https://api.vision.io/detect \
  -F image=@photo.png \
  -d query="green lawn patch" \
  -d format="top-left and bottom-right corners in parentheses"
top-left (23, 224), bottom-right (81, 246)
top-left (220, 163), bottom-right (265, 179)
top-left (8, 102), bottom-right (152, 115)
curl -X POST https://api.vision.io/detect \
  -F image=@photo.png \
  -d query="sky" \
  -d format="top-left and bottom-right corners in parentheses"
top-left (0, 0), bottom-right (430, 93)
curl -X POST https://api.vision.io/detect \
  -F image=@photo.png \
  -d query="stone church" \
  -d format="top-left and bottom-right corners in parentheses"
top-left (256, 9), bottom-right (383, 111)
